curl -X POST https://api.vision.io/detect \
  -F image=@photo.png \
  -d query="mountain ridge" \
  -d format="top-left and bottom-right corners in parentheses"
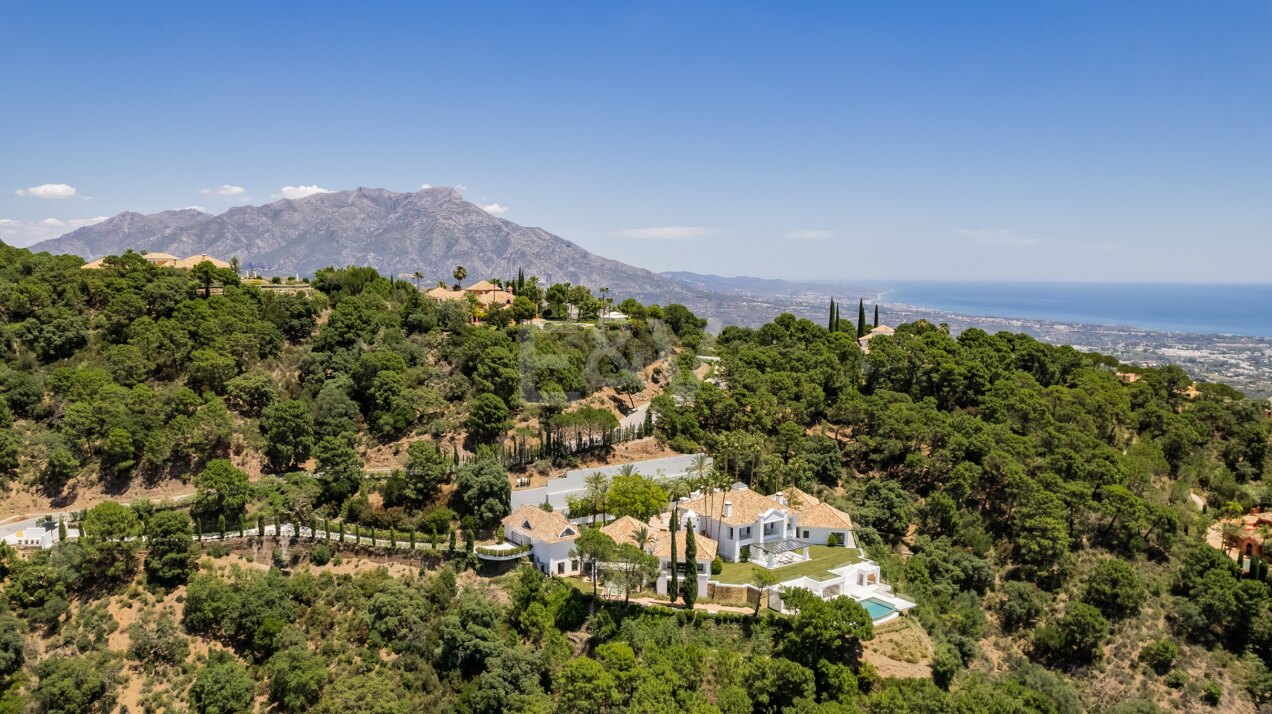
top-left (32, 187), bottom-right (700, 306)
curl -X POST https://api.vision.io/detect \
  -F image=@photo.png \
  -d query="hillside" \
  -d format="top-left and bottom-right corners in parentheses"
top-left (32, 187), bottom-right (703, 307)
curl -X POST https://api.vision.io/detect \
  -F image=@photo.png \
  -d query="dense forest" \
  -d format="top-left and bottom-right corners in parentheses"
top-left (0, 241), bottom-right (1269, 713)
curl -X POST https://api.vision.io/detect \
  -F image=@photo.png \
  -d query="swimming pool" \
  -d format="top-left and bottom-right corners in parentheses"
top-left (861, 598), bottom-right (896, 621)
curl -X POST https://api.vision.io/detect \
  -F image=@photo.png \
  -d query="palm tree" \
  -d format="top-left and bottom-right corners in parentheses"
top-left (413, 271), bottom-right (423, 290)
top-left (584, 471), bottom-right (609, 526)
top-left (634, 526), bottom-right (652, 551)
top-left (617, 464), bottom-right (638, 479)
top-left (453, 265), bottom-right (467, 283)
top-left (711, 467), bottom-right (731, 540)
top-left (690, 453), bottom-right (712, 535)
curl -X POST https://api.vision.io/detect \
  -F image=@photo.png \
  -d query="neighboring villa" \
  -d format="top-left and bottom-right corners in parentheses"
top-left (499, 504), bottom-right (582, 576)
top-left (426, 279), bottom-right (515, 309)
top-left (1221, 507), bottom-right (1272, 568)
top-left (483, 476), bottom-right (913, 622)
top-left (3, 521), bottom-right (79, 550)
top-left (82, 252), bottom-right (234, 270)
top-left (857, 324), bottom-right (894, 352)
top-left (677, 484), bottom-right (856, 565)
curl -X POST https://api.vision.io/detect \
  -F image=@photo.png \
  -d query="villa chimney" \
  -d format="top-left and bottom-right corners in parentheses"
top-left (723, 501), bottom-right (733, 518)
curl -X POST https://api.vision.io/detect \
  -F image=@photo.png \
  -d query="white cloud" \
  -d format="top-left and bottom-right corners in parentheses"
top-left (455, 184), bottom-right (467, 192)
top-left (0, 215), bottom-right (108, 246)
top-left (615, 226), bottom-right (721, 240)
top-left (956, 228), bottom-right (1039, 247)
top-left (419, 183), bottom-right (433, 190)
top-left (16, 183), bottom-right (77, 199)
top-left (481, 203), bottom-right (509, 215)
top-left (784, 229), bottom-right (832, 240)
top-left (278, 185), bottom-right (333, 200)
top-left (182, 206), bottom-right (208, 213)
top-left (201, 184), bottom-right (246, 196)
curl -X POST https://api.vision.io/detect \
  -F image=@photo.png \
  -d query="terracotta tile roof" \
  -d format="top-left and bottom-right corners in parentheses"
top-left (502, 504), bottom-right (579, 544)
top-left (175, 254), bottom-right (231, 269)
top-left (795, 502), bottom-right (855, 530)
top-left (466, 280), bottom-right (499, 292)
top-left (426, 286), bottom-right (466, 301)
top-left (679, 486), bottom-right (786, 526)
top-left (775, 487), bottom-right (821, 510)
top-left (80, 257), bottom-right (106, 270)
top-left (602, 515), bottom-right (718, 562)
top-left (475, 289), bottom-right (514, 306)
top-left (651, 529), bottom-right (718, 562)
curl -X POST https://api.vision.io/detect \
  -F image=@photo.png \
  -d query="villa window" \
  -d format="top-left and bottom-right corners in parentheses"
top-left (729, 527), bottom-right (734, 539)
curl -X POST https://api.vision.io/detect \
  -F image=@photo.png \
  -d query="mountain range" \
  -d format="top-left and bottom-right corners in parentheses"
top-left (33, 187), bottom-right (703, 307)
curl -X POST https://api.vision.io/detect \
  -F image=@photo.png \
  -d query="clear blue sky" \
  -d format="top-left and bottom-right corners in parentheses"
top-left (2, 2), bottom-right (1269, 282)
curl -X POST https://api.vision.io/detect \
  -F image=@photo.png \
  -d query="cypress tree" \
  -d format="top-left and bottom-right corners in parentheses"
top-left (857, 299), bottom-right (866, 338)
top-left (57, 517), bottom-right (66, 542)
top-left (828, 298), bottom-right (836, 331)
top-left (669, 507), bottom-right (679, 603)
top-left (874, 303), bottom-right (880, 328)
top-left (338, 521), bottom-right (346, 545)
top-left (448, 526), bottom-right (457, 554)
top-left (218, 515), bottom-right (227, 540)
top-left (834, 302), bottom-right (840, 332)
top-left (683, 526), bottom-right (698, 608)
top-left (257, 515), bottom-right (265, 542)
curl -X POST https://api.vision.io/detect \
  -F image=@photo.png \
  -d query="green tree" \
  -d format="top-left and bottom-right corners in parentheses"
top-left (314, 436), bottom-right (363, 506)
top-left (683, 526), bottom-right (698, 608)
top-left (612, 371), bottom-right (644, 409)
top-left (399, 439), bottom-right (449, 506)
top-left (192, 459), bottom-right (251, 524)
top-left (189, 650), bottom-right (254, 714)
top-left (556, 657), bottom-right (617, 714)
top-left (260, 399), bottom-right (314, 471)
top-left (32, 653), bottom-right (121, 714)
top-left (267, 646), bottom-right (328, 713)
top-left (1082, 558), bottom-right (1146, 620)
top-left (751, 566), bottom-right (780, 615)
top-left (144, 510), bottom-right (197, 586)
top-left (453, 459), bottom-right (511, 531)
top-left (857, 298), bottom-right (866, 337)
top-left (127, 608), bottom-right (188, 670)
top-left (606, 474), bottom-right (668, 522)
top-left (1033, 602), bottom-right (1108, 665)
top-left (465, 393), bottom-right (511, 444)
top-left (82, 501), bottom-right (141, 581)
top-left (570, 529), bottom-right (616, 598)
top-left (187, 348), bottom-right (238, 395)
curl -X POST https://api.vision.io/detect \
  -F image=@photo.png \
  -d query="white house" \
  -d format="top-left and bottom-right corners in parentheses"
top-left (601, 515), bottom-right (719, 597)
top-left (496, 504), bottom-right (582, 576)
top-left (678, 483), bottom-right (811, 564)
top-left (3, 522), bottom-right (79, 549)
top-left (774, 488), bottom-right (857, 549)
top-left (768, 561), bottom-right (916, 625)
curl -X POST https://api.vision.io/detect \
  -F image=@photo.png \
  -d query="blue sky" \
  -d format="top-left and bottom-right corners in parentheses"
top-left (2, 2), bottom-right (1269, 282)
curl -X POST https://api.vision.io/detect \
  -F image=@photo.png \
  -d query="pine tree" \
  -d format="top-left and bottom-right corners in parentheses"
top-left (858, 299), bottom-right (867, 338)
top-left (683, 526), bottom-right (698, 608)
top-left (874, 303), bottom-right (880, 328)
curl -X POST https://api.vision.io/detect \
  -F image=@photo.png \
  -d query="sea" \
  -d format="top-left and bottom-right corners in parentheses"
top-left (877, 282), bottom-right (1272, 338)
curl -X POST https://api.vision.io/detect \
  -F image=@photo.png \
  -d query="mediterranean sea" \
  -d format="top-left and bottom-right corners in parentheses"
top-left (879, 281), bottom-right (1272, 338)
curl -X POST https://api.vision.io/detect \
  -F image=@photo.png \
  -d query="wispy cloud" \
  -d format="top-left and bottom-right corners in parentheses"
top-left (615, 226), bottom-right (721, 240)
top-left (956, 228), bottom-right (1039, 247)
top-left (0, 215), bottom-right (109, 246)
top-left (277, 185), bottom-right (333, 200)
top-left (201, 184), bottom-right (246, 196)
top-left (15, 183), bottom-right (77, 199)
top-left (481, 203), bottom-right (509, 215)
top-left (784, 229), bottom-right (832, 240)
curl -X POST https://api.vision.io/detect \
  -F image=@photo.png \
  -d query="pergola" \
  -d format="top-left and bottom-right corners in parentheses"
top-left (751, 538), bottom-right (811, 569)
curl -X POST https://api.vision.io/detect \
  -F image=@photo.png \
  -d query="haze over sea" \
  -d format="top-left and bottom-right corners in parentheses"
top-left (877, 282), bottom-right (1272, 338)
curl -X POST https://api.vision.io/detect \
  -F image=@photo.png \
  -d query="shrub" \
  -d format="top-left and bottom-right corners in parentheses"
top-left (1164, 670), bottom-right (1188, 689)
top-left (711, 557), bottom-right (723, 576)
top-left (827, 533), bottom-right (840, 547)
top-left (207, 544), bottom-right (230, 558)
top-left (1138, 638), bottom-right (1179, 675)
top-left (1201, 681), bottom-right (1222, 706)
top-left (309, 543), bottom-right (333, 566)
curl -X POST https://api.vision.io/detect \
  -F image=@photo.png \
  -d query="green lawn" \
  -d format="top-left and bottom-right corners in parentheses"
top-left (714, 545), bottom-right (861, 585)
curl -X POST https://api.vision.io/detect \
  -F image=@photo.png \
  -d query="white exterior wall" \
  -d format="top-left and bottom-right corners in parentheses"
top-left (654, 557), bottom-right (712, 596)
top-left (706, 510), bottom-right (798, 562)
top-left (797, 526), bottom-right (856, 549)
top-left (529, 540), bottom-right (580, 576)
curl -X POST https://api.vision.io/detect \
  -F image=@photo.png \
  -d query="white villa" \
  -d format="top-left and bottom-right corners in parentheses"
top-left (482, 479), bottom-right (913, 624)
top-left (498, 504), bottom-right (582, 576)
top-left (3, 522), bottom-right (79, 549)
top-left (677, 484), bottom-right (856, 565)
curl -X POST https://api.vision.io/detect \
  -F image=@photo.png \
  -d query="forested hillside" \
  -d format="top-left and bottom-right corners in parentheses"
top-left (0, 241), bottom-right (1269, 713)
